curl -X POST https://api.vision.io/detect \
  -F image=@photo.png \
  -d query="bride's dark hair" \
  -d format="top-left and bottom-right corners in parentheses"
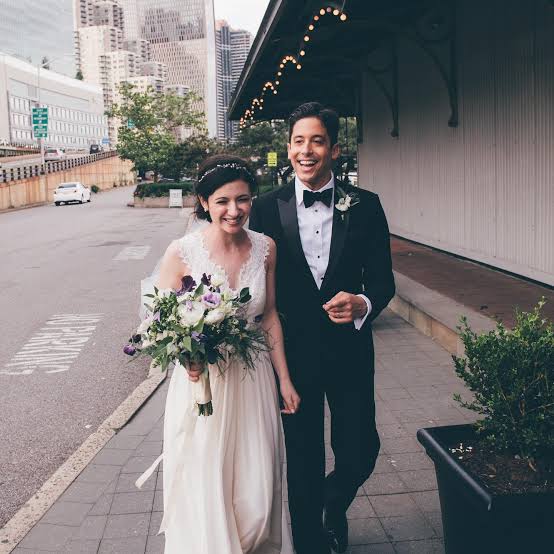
top-left (195, 155), bottom-right (258, 222)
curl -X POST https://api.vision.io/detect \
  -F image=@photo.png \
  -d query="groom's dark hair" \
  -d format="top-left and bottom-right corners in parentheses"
top-left (288, 102), bottom-right (339, 146)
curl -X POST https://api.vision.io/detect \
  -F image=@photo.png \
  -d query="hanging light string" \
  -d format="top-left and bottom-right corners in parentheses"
top-left (239, 5), bottom-right (348, 129)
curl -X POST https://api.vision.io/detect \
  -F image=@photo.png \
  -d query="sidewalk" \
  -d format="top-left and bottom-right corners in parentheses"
top-left (9, 234), bottom-right (552, 553)
top-left (11, 308), bottom-right (471, 553)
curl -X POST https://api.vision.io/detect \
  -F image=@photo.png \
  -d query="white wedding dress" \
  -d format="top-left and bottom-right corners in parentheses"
top-left (140, 228), bottom-right (293, 554)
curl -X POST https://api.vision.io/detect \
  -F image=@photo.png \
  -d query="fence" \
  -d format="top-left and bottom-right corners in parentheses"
top-left (0, 151), bottom-right (118, 184)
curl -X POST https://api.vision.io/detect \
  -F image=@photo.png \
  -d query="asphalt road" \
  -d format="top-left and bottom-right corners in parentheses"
top-left (0, 187), bottom-right (190, 527)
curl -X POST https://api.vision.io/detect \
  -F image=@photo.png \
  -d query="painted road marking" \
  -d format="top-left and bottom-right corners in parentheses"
top-left (114, 246), bottom-right (150, 261)
top-left (1, 314), bottom-right (103, 375)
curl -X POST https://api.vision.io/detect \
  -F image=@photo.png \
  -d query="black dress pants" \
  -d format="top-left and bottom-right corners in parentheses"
top-left (282, 361), bottom-right (379, 554)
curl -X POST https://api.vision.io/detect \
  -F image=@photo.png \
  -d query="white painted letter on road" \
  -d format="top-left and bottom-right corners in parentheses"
top-left (2, 314), bottom-right (103, 375)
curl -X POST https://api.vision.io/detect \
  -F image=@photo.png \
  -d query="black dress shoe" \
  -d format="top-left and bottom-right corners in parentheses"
top-left (323, 508), bottom-right (348, 553)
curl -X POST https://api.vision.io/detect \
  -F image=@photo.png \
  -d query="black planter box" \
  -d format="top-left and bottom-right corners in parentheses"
top-left (417, 424), bottom-right (554, 554)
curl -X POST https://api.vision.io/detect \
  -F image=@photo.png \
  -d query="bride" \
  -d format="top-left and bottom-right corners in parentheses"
top-left (148, 155), bottom-right (299, 553)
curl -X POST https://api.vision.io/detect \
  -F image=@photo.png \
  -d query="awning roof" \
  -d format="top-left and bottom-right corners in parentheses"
top-left (229, 0), bottom-right (428, 124)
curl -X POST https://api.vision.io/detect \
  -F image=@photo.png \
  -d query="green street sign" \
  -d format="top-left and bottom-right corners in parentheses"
top-left (267, 152), bottom-right (277, 167)
top-left (32, 107), bottom-right (48, 114)
top-left (33, 124), bottom-right (48, 131)
top-left (34, 131), bottom-right (47, 138)
top-left (32, 115), bottom-right (48, 124)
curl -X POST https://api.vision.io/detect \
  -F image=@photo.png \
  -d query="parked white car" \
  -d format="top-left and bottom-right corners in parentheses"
top-left (53, 182), bottom-right (91, 205)
top-left (44, 148), bottom-right (66, 162)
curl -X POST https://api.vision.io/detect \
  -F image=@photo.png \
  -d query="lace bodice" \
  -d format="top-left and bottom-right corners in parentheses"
top-left (178, 229), bottom-right (270, 321)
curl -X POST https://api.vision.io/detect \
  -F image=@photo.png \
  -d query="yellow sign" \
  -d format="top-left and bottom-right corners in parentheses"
top-left (267, 152), bottom-right (278, 167)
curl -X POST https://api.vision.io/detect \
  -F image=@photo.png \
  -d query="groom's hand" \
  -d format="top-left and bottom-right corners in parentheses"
top-left (323, 292), bottom-right (368, 324)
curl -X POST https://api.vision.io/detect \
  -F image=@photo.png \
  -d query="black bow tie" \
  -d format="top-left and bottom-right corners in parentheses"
top-left (303, 188), bottom-right (333, 208)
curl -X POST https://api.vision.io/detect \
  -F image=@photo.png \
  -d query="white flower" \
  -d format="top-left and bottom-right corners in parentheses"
top-left (138, 315), bottom-right (153, 334)
top-left (157, 288), bottom-right (173, 298)
top-left (178, 301), bottom-right (205, 327)
top-left (204, 307), bottom-right (226, 325)
top-left (335, 198), bottom-right (349, 212)
top-left (211, 275), bottom-right (225, 288)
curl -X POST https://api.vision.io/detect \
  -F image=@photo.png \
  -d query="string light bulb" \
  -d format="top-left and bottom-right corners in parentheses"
top-left (326, 7), bottom-right (332, 12)
top-left (340, 13), bottom-right (347, 21)
top-left (309, 24), bottom-right (314, 30)
top-left (319, 8), bottom-right (325, 15)
top-left (304, 35), bottom-right (310, 41)
top-left (300, 50), bottom-right (305, 56)
top-left (333, 9), bottom-right (339, 15)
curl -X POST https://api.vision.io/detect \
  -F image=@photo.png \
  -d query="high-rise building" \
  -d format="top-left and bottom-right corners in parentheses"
top-left (0, 0), bottom-right (75, 76)
top-left (118, 0), bottom-right (217, 136)
top-left (215, 20), bottom-right (251, 142)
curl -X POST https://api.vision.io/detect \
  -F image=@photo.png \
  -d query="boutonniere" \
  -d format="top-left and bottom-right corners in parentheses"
top-left (334, 187), bottom-right (360, 220)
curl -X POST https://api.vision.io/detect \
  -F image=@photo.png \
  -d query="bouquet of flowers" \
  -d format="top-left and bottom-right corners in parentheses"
top-left (123, 273), bottom-right (267, 416)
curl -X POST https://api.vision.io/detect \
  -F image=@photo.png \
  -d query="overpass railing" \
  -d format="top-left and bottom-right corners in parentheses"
top-left (0, 151), bottom-right (118, 184)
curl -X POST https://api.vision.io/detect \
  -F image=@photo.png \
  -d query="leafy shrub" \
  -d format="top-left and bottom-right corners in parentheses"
top-left (454, 299), bottom-right (554, 469)
top-left (134, 181), bottom-right (194, 198)
top-left (90, 185), bottom-right (100, 193)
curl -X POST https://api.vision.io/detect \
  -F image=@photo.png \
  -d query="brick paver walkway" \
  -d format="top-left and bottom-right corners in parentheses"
top-left (391, 236), bottom-right (554, 327)
top-left (13, 310), bottom-right (476, 553)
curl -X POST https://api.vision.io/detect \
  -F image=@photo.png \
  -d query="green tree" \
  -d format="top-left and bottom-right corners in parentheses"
top-left (107, 83), bottom-right (204, 180)
top-left (75, 69), bottom-right (83, 80)
top-left (161, 134), bottom-right (223, 181)
top-left (233, 121), bottom-right (290, 187)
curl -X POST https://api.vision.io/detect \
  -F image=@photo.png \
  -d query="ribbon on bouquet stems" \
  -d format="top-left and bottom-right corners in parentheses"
top-left (194, 367), bottom-right (213, 416)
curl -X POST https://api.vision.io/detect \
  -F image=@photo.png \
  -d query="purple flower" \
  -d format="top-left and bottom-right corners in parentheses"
top-left (201, 273), bottom-right (212, 286)
top-left (191, 331), bottom-right (207, 343)
top-left (131, 334), bottom-right (142, 343)
top-left (202, 292), bottom-right (221, 308)
top-left (177, 275), bottom-right (196, 296)
top-left (123, 344), bottom-right (136, 356)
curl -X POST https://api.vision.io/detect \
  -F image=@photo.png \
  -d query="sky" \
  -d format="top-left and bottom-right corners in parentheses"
top-left (213, 0), bottom-right (271, 36)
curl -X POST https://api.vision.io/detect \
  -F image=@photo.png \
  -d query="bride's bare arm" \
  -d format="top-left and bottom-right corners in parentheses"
top-left (156, 240), bottom-right (188, 290)
top-left (262, 238), bottom-right (301, 414)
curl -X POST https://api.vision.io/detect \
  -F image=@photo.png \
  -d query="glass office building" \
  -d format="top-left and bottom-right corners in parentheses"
top-left (0, 0), bottom-right (75, 76)
top-left (118, 0), bottom-right (217, 135)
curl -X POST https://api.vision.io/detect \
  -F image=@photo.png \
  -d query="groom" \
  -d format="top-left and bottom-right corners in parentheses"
top-left (249, 102), bottom-right (395, 554)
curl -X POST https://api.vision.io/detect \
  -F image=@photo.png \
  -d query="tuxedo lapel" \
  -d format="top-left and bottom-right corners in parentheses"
top-left (277, 183), bottom-right (318, 289)
top-left (321, 190), bottom-right (349, 291)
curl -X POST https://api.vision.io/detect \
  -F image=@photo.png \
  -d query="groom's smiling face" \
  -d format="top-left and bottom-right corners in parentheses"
top-left (288, 116), bottom-right (340, 191)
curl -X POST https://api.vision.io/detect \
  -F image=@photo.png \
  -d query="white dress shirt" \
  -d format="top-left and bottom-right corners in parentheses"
top-left (295, 174), bottom-right (372, 329)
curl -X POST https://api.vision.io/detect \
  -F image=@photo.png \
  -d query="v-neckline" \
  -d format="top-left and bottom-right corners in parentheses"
top-left (198, 229), bottom-right (253, 291)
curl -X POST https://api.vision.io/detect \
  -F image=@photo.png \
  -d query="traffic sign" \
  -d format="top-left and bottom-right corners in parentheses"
top-left (267, 152), bottom-right (277, 167)
top-left (32, 115), bottom-right (48, 124)
top-left (101, 137), bottom-right (110, 145)
top-left (34, 130), bottom-right (47, 138)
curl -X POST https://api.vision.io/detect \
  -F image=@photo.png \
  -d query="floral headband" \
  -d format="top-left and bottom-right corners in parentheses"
top-left (198, 162), bottom-right (253, 184)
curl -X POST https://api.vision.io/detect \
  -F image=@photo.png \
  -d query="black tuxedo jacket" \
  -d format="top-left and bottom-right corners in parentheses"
top-left (249, 180), bottom-right (395, 387)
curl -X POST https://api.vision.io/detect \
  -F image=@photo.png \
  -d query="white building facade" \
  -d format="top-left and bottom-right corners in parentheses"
top-left (0, 54), bottom-right (107, 148)
top-left (358, 0), bottom-right (554, 286)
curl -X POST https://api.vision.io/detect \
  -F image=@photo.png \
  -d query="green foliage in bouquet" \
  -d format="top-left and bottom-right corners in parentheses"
top-left (453, 299), bottom-right (554, 470)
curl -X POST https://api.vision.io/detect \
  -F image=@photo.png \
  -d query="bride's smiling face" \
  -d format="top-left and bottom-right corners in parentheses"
top-left (200, 179), bottom-right (252, 234)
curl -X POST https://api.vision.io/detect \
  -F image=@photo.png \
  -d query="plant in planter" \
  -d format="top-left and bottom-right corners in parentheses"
top-left (417, 299), bottom-right (554, 554)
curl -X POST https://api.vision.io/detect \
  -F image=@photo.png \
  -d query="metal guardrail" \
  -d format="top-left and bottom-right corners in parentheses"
top-left (0, 151), bottom-right (118, 184)
top-left (0, 144), bottom-right (40, 157)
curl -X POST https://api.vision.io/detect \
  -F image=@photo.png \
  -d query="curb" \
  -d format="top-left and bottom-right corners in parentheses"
top-left (389, 270), bottom-right (497, 355)
top-left (0, 367), bottom-right (166, 554)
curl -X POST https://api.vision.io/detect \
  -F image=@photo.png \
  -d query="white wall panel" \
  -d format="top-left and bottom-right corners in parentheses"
top-left (358, 0), bottom-right (554, 286)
